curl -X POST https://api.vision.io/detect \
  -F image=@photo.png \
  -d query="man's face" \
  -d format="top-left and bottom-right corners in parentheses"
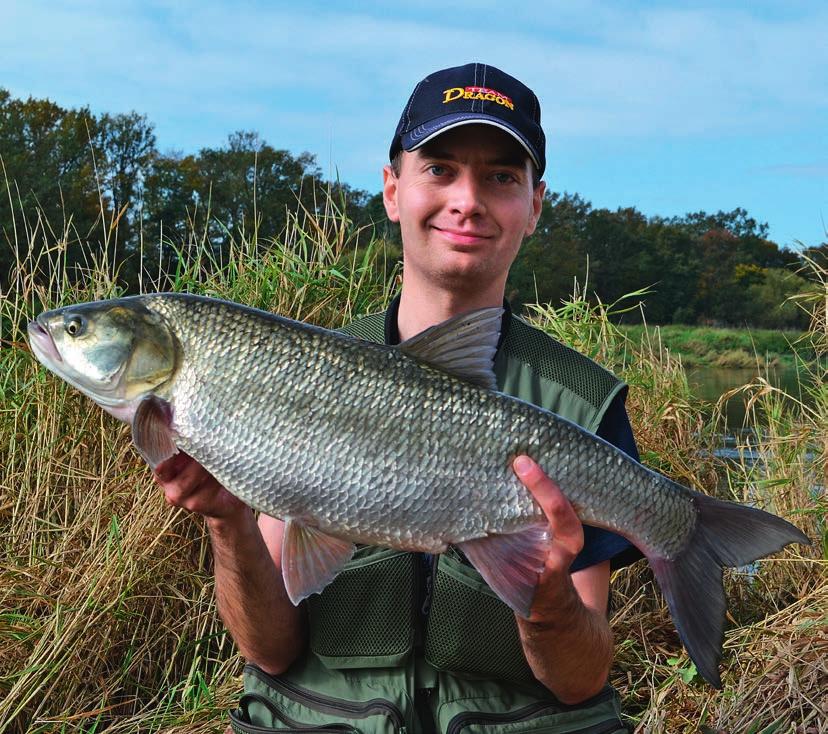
top-left (383, 125), bottom-right (545, 296)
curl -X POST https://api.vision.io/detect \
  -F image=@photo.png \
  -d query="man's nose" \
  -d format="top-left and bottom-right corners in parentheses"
top-left (448, 173), bottom-right (486, 217)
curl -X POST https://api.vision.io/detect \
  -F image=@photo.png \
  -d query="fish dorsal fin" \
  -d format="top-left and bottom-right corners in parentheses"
top-left (132, 395), bottom-right (178, 470)
top-left (458, 525), bottom-right (550, 618)
top-left (281, 520), bottom-right (356, 606)
top-left (397, 307), bottom-right (503, 390)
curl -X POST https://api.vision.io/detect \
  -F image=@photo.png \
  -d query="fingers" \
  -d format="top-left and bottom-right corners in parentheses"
top-left (154, 452), bottom-right (190, 483)
top-left (513, 455), bottom-right (584, 560)
top-left (154, 452), bottom-right (216, 508)
top-left (153, 452), bottom-right (248, 520)
top-left (512, 455), bottom-right (588, 620)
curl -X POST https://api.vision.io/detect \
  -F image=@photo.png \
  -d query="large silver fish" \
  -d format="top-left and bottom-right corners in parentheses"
top-left (27, 293), bottom-right (808, 687)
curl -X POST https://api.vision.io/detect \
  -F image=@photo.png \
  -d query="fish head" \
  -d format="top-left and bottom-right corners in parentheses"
top-left (27, 298), bottom-right (178, 418)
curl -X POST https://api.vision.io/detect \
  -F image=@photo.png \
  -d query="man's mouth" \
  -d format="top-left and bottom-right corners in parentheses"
top-left (432, 227), bottom-right (493, 245)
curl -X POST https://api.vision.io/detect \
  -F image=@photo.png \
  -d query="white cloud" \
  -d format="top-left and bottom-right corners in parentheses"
top-left (1, 0), bottom-right (826, 190)
top-left (3, 3), bottom-right (822, 115)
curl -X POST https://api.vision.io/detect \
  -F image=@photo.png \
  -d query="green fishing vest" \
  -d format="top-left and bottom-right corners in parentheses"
top-left (229, 310), bottom-right (629, 734)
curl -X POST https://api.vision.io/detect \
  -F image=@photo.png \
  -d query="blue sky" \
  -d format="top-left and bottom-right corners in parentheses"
top-left (1, 0), bottom-right (826, 249)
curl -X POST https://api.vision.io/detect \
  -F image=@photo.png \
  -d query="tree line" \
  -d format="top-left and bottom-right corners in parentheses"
top-left (1, 88), bottom-right (824, 329)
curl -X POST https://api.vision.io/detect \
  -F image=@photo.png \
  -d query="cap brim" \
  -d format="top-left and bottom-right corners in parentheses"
top-left (401, 113), bottom-right (541, 171)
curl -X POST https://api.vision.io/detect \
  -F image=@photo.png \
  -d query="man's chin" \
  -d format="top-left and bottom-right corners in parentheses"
top-left (433, 259), bottom-right (498, 291)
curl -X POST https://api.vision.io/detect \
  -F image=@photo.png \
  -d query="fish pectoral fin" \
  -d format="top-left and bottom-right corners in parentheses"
top-left (282, 520), bottom-right (356, 606)
top-left (397, 307), bottom-right (502, 390)
top-left (131, 395), bottom-right (178, 470)
top-left (457, 525), bottom-right (550, 618)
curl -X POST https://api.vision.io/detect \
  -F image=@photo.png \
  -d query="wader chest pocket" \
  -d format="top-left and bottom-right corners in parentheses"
top-left (308, 548), bottom-right (416, 669)
top-left (425, 551), bottom-right (534, 682)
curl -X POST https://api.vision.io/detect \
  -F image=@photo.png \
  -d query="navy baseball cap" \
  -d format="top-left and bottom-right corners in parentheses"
top-left (389, 62), bottom-right (546, 178)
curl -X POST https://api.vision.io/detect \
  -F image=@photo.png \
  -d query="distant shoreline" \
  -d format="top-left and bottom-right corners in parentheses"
top-left (617, 324), bottom-right (807, 369)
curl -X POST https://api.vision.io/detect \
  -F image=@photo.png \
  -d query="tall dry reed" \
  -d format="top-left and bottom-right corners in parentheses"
top-left (1, 191), bottom-right (824, 733)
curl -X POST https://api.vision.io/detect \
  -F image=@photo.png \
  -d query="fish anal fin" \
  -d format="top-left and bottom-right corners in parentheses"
top-left (282, 520), bottom-right (356, 606)
top-left (458, 525), bottom-right (549, 618)
top-left (397, 307), bottom-right (502, 390)
top-left (131, 395), bottom-right (178, 469)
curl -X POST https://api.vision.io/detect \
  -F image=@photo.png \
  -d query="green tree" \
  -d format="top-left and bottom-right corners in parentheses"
top-left (192, 131), bottom-right (320, 259)
top-left (676, 207), bottom-right (769, 239)
top-left (0, 89), bottom-right (102, 285)
top-left (746, 268), bottom-right (811, 329)
top-left (644, 221), bottom-right (703, 324)
top-left (90, 112), bottom-right (158, 286)
top-left (583, 205), bottom-right (652, 312)
top-left (509, 192), bottom-right (590, 309)
top-left (95, 112), bottom-right (156, 226)
top-left (139, 150), bottom-right (202, 280)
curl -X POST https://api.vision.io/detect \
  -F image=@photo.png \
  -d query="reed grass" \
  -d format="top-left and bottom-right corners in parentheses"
top-left (1, 190), bottom-right (824, 733)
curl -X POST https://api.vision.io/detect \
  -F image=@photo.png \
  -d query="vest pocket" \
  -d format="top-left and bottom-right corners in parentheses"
top-left (444, 710), bottom-right (625, 734)
top-left (229, 692), bottom-right (359, 733)
top-left (308, 548), bottom-right (416, 669)
top-left (424, 549), bottom-right (534, 682)
top-left (438, 685), bottom-right (627, 734)
top-left (235, 663), bottom-right (408, 734)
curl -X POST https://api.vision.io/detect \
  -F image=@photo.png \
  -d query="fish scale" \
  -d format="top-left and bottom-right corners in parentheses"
top-left (28, 292), bottom-right (809, 688)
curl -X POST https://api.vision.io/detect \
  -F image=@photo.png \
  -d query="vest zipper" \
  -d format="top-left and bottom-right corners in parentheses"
top-left (446, 710), bottom-right (621, 734)
top-left (232, 691), bottom-right (359, 733)
top-left (444, 688), bottom-right (618, 734)
top-left (427, 553), bottom-right (438, 615)
top-left (245, 664), bottom-right (407, 734)
top-left (414, 688), bottom-right (437, 734)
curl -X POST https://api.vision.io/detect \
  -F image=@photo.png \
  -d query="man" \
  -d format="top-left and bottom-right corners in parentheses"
top-left (156, 63), bottom-right (636, 732)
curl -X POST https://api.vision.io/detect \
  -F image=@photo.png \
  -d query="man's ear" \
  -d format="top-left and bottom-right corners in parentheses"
top-left (382, 165), bottom-right (400, 223)
top-left (525, 180), bottom-right (546, 237)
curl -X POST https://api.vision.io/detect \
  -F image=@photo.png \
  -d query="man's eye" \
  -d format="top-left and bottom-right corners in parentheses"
top-left (494, 172), bottom-right (516, 184)
top-left (428, 165), bottom-right (447, 176)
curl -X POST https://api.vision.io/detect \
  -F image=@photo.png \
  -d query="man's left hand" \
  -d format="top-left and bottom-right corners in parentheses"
top-left (512, 454), bottom-right (585, 621)
top-left (511, 455), bottom-right (614, 701)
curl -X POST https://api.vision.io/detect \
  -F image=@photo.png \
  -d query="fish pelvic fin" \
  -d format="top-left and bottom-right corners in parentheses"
top-left (650, 491), bottom-right (809, 688)
top-left (131, 395), bottom-right (178, 469)
top-left (397, 307), bottom-right (502, 390)
top-left (457, 524), bottom-right (550, 618)
top-left (281, 520), bottom-right (356, 606)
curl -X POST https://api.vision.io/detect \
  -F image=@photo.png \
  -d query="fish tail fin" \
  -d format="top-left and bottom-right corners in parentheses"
top-left (648, 491), bottom-right (809, 688)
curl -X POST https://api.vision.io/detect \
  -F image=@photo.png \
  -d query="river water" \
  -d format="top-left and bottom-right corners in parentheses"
top-left (686, 365), bottom-right (803, 427)
top-left (686, 365), bottom-right (808, 464)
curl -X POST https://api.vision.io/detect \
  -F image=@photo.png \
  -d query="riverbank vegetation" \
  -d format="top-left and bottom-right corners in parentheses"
top-left (1, 185), bottom-right (824, 733)
top-left (1, 87), bottom-right (826, 333)
top-left (617, 323), bottom-right (811, 369)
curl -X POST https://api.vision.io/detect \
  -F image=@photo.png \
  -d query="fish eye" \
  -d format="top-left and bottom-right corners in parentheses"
top-left (64, 315), bottom-right (86, 337)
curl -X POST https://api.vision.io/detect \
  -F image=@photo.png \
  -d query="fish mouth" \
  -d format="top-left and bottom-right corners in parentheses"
top-left (27, 319), bottom-right (62, 364)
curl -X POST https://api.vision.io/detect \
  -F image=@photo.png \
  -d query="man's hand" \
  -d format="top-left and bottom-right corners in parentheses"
top-left (512, 455), bottom-right (585, 618)
top-left (155, 452), bottom-right (306, 672)
top-left (512, 455), bottom-right (613, 704)
top-left (154, 452), bottom-right (248, 520)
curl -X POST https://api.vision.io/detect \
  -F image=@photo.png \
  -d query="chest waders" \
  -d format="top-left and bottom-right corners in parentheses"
top-left (229, 312), bottom-right (629, 734)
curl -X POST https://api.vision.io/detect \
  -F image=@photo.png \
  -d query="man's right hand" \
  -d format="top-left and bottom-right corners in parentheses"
top-left (154, 452), bottom-right (248, 520)
top-left (154, 452), bottom-right (306, 673)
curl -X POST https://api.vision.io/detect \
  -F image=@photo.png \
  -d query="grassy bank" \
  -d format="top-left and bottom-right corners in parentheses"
top-left (0, 198), bottom-right (825, 733)
top-left (617, 324), bottom-right (809, 369)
